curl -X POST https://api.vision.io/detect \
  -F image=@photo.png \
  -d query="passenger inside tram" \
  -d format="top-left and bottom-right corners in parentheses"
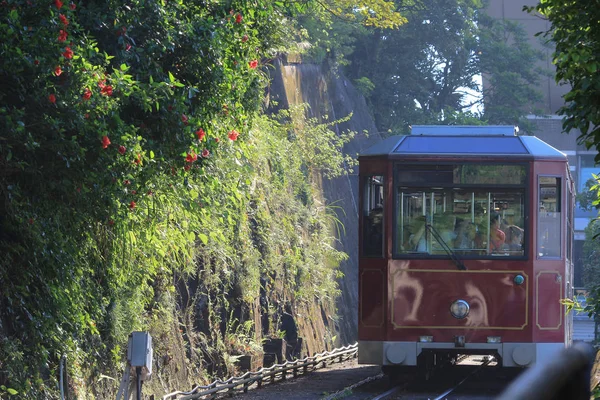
top-left (489, 214), bottom-right (506, 252)
top-left (453, 218), bottom-right (476, 250)
top-left (505, 225), bottom-right (524, 251)
top-left (407, 215), bottom-right (427, 252)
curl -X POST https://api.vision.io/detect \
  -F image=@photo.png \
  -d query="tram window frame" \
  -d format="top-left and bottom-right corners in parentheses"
top-left (537, 176), bottom-right (562, 259)
top-left (362, 175), bottom-right (385, 258)
top-left (392, 162), bottom-right (528, 260)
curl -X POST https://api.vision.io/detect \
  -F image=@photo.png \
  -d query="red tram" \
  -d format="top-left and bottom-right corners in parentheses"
top-left (357, 125), bottom-right (574, 373)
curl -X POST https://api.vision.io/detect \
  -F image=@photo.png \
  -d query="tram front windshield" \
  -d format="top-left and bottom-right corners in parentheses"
top-left (394, 164), bottom-right (526, 258)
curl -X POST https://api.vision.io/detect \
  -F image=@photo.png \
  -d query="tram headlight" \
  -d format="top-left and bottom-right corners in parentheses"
top-left (450, 300), bottom-right (470, 319)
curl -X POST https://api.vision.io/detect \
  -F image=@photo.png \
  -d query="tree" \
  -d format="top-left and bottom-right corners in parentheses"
top-left (477, 13), bottom-right (546, 131)
top-left (344, 0), bottom-right (547, 134)
top-left (525, 1), bottom-right (600, 157)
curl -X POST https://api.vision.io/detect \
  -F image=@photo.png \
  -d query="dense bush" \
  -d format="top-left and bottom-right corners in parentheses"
top-left (0, 0), bottom-right (361, 397)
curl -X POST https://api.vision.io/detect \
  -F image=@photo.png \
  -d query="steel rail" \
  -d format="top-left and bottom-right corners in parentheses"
top-left (162, 342), bottom-right (358, 400)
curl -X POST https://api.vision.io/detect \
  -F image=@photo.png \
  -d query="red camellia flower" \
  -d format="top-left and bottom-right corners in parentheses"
top-left (214, 137), bottom-right (220, 143)
top-left (58, 29), bottom-right (67, 42)
top-left (82, 88), bottom-right (91, 100)
top-left (129, 201), bottom-right (136, 209)
top-left (235, 13), bottom-right (242, 23)
top-left (69, 2), bottom-right (75, 10)
top-left (228, 129), bottom-right (239, 141)
top-left (118, 145), bottom-right (126, 155)
top-left (101, 135), bottom-right (111, 149)
top-left (201, 149), bottom-right (210, 158)
top-left (101, 85), bottom-right (113, 96)
top-left (54, 0), bottom-right (63, 9)
top-left (59, 14), bottom-right (69, 26)
top-left (54, 66), bottom-right (62, 76)
top-left (181, 114), bottom-right (188, 125)
top-left (185, 152), bottom-right (198, 163)
top-left (62, 46), bottom-right (73, 59)
top-left (48, 94), bottom-right (56, 103)
top-left (123, 179), bottom-right (131, 185)
top-left (195, 128), bottom-right (206, 141)
top-left (249, 59), bottom-right (258, 69)
top-left (241, 35), bottom-right (248, 43)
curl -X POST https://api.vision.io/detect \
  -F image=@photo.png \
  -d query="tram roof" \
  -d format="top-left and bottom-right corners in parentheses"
top-left (360, 126), bottom-right (566, 160)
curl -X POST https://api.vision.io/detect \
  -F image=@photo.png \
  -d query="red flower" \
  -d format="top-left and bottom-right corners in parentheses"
top-left (241, 35), bottom-right (248, 43)
top-left (54, 0), bottom-right (63, 9)
top-left (195, 128), bottom-right (206, 141)
top-left (62, 46), bottom-right (73, 59)
top-left (235, 13), bottom-right (242, 23)
top-left (228, 129), bottom-right (239, 141)
top-left (134, 154), bottom-right (141, 165)
top-left (214, 137), bottom-right (220, 143)
top-left (101, 85), bottom-right (113, 96)
top-left (129, 201), bottom-right (136, 209)
top-left (185, 152), bottom-right (198, 163)
top-left (48, 94), bottom-right (56, 103)
top-left (69, 2), bottom-right (75, 10)
top-left (58, 29), bottom-right (67, 42)
top-left (101, 135), bottom-right (111, 149)
top-left (249, 59), bottom-right (258, 69)
top-left (125, 43), bottom-right (131, 51)
top-left (184, 164), bottom-right (191, 171)
top-left (34, 59), bottom-right (39, 65)
top-left (181, 114), bottom-right (188, 125)
top-left (118, 145), bottom-right (126, 155)
top-left (201, 149), bottom-right (210, 158)
top-left (98, 79), bottom-right (106, 89)
top-left (131, 190), bottom-right (137, 195)
top-left (123, 179), bottom-right (131, 185)
top-left (82, 88), bottom-right (91, 100)
top-left (59, 14), bottom-right (69, 26)
top-left (54, 66), bottom-right (62, 76)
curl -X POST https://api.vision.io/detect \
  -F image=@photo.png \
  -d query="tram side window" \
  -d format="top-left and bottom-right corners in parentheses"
top-left (363, 175), bottom-right (384, 257)
top-left (538, 177), bottom-right (561, 258)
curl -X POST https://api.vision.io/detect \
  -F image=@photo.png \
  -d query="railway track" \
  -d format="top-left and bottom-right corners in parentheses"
top-left (324, 356), bottom-right (512, 400)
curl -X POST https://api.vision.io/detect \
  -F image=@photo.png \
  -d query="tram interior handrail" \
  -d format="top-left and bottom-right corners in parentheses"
top-left (162, 342), bottom-right (359, 400)
top-left (497, 342), bottom-right (596, 400)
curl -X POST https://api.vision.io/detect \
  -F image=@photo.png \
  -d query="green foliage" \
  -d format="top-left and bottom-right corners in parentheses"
top-left (344, 0), bottom-right (544, 134)
top-left (477, 11), bottom-right (545, 132)
top-left (353, 77), bottom-right (376, 97)
top-left (290, 0), bottom-right (405, 67)
top-left (346, 0), bottom-right (483, 133)
top-left (576, 177), bottom-right (600, 212)
top-left (0, 0), bottom-right (353, 397)
top-left (582, 219), bottom-right (600, 318)
top-left (525, 1), bottom-right (600, 156)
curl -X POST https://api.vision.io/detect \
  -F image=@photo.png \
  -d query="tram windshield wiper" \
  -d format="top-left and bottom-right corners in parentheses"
top-left (426, 224), bottom-right (467, 271)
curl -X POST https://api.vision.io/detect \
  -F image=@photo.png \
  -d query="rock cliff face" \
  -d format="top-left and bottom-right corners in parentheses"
top-left (269, 58), bottom-right (383, 344)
